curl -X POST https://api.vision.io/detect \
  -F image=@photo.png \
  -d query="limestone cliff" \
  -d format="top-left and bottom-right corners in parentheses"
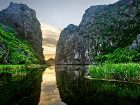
top-left (0, 2), bottom-right (44, 62)
top-left (0, 23), bottom-right (38, 64)
top-left (56, 0), bottom-right (140, 64)
top-left (56, 24), bottom-right (89, 64)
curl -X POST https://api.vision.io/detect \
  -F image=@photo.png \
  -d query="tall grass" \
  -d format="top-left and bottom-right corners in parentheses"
top-left (0, 64), bottom-right (47, 74)
top-left (89, 63), bottom-right (140, 82)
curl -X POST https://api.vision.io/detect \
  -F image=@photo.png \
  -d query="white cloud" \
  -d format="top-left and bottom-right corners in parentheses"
top-left (40, 22), bottom-right (61, 54)
top-left (43, 45), bottom-right (56, 54)
top-left (41, 22), bottom-right (61, 38)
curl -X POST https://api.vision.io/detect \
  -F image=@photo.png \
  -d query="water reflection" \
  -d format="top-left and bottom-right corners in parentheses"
top-left (0, 66), bottom-right (66, 105)
top-left (55, 65), bottom-right (140, 105)
top-left (1, 65), bottom-right (140, 105)
top-left (0, 73), bottom-right (12, 82)
top-left (39, 66), bottom-right (66, 105)
top-left (0, 68), bottom-right (43, 105)
top-left (55, 65), bottom-right (88, 105)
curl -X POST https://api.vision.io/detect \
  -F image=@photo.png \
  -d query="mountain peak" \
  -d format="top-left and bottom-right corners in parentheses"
top-left (4, 2), bottom-right (34, 14)
top-left (0, 2), bottom-right (44, 62)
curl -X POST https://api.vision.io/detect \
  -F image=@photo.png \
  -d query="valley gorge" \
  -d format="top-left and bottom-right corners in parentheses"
top-left (0, 0), bottom-right (140, 105)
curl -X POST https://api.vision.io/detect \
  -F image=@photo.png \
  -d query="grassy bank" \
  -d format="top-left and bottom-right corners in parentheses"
top-left (0, 64), bottom-right (48, 73)
top-left (89, 63), bottom-right (140, 82)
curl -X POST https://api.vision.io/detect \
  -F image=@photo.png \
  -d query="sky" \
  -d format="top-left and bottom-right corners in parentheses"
top-left (0, 0), bottom-right (119, 56)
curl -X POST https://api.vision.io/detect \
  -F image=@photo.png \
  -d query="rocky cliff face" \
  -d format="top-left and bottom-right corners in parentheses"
top-left (0, 24), bottom-right (38, 64)
top-left (0, 2), bottom-right (44, 62)
top-left (56, 0), bottom-right (140, 64)
top-left (56, 24), bottom-right (89, 64)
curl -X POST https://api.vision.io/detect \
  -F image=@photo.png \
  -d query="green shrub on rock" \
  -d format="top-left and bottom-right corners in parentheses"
top-left (0, 24), bottom-right (38, 64)
top-left (95, 47), bottom-right (140, 64)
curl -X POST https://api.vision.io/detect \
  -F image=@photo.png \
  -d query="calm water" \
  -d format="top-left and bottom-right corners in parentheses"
top-left (0, 65), bottom-right (140, 105)
top-left (38, 66), bottom-right (65, 105)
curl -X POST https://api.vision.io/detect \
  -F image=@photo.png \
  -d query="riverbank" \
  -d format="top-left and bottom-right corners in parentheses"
top-left (0, 64), bottom-right (49, 72)
top-left (89, 63), bottom-right (140, 83)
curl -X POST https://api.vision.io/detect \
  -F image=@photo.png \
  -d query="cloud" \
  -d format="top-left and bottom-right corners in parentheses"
top-left (41, 22), bottom-right (61, 38)
top-left (40, 22), bottom-right (61, 54)
top-left (43, 38), bottom-right (57, 47)
top-left (43, 45), bottom-right (56, 54)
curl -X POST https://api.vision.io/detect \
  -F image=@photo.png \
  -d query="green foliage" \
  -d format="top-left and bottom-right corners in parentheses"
top-left (95, 47), bottom-right (140, 64)
top-left (0, 24), bottom-right (38, 64)
top-left (0, 64), bottom-right (46, 74)
top-left (89, 63), bottom-right (140, 82)
top-left (87, 0), bottom-right (140, 58)
top-left (88, 80), bottom-right (140, 99)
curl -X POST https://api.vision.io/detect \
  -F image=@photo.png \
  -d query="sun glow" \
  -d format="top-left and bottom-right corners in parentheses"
top-left (41, 22), bottom-right (61, 60)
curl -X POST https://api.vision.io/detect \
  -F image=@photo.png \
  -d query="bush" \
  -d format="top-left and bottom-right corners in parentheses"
top-left (0, 24), bottom-right (38, 64)
top-left (89, 63), bottom-right (140, 82)
top-left (95, 47), bottom-right (140, 64)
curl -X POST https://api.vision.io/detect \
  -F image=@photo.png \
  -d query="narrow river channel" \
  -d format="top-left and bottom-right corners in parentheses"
top-left (39, 66), bottom-right (66, 105)
top-left (0, 65), bottom-right (140, 105)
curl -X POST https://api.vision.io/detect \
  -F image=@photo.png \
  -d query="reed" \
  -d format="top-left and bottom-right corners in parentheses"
top-left (89, 63), bottom-right (140, 82)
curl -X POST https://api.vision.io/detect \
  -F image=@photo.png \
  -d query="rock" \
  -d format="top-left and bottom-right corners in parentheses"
top-left (55, 24), bottom-right (90, 64)
top-left (56, 0), bottom-right (140, 64)
top-left (129, 40), bottom-right (138, 50)
top-left (0, 23), bottom-right (39, 64)
top-left (137, 34), bottom-right (140, 44)
top-left (0, 2), bottom-right (44, 62)
top-left (129, 34), bottom-right (140, 50)
top-left (0, 44), bottom-right (9, 63)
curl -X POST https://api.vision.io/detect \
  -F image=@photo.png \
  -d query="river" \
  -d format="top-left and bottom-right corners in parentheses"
top-left (38, 66), bottom-right (65, 105)
top-left (0, 65), bottom-right (140, 105)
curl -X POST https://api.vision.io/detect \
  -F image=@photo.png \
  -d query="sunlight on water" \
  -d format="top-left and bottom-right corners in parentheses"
top-left (38, 66), bottom-right (66, 105)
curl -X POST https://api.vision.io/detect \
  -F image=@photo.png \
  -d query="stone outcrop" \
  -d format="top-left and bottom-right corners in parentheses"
top-left (0, 43), bottom-right (9, 63)
top-left (0, 23), bottom-right (39, 64)
top-left (129, 34), bottom-right (140, 50)
top-left (0, 2), bottom-right (44, 62)
top-left (56, 0), bottom-right (140, 64)
top-left (56, 24), bottom-right (89, 64)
